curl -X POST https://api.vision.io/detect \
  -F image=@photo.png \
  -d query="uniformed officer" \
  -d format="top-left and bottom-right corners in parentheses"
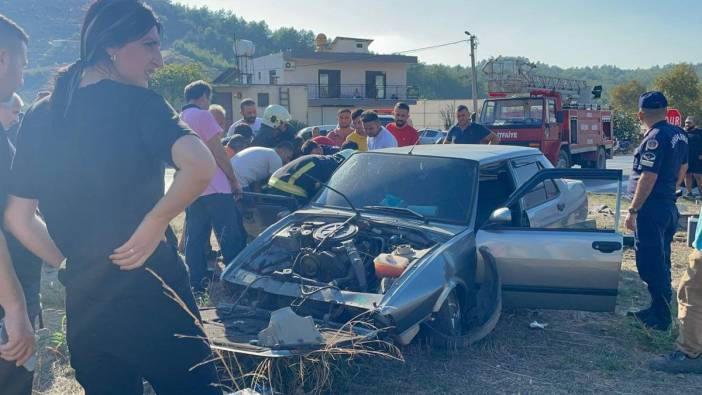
top-left (268, 149), bottom-right (354, 205)
top-left (625, 91), bottom-right (688, 330)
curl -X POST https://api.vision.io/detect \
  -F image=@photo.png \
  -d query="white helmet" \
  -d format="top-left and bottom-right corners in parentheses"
top-left (262, 105), bottom-right (291, 128)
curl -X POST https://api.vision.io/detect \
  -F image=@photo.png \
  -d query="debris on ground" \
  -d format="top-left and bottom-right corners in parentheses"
top-left (529, 321), bottom-right (548, 330)
top-left (591, 204), bottom-right (614, 216)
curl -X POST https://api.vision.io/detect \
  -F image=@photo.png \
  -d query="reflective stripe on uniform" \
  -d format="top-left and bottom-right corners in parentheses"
top-left (269, 177), bottom-right (307, 197)
top-left (269, 161), bottom-right (317, 198)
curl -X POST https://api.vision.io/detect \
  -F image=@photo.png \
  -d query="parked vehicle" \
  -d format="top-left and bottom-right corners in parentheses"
top-left (418, 128), bottom-right (447, 145)
top-left (206, 145), bottom-right (623, 357)
top-left (297, 124), bottom-right (337, 140)
top-left (481, 57), bottom-right (614, 168)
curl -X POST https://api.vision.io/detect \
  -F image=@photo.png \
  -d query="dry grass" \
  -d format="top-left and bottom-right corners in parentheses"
top-left (33, 194), bottom-right (702, 394)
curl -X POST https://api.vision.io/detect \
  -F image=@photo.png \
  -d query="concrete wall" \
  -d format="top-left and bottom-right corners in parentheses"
top-left (283, 59), bottom-right (408, 87)
top-left (329, 39), bottom-right (371, 53)
top-left (251, 52), bottom-right (409, 92)
top-left (409, 99), bottom-right (486, 130)
top-left (214, 84), bottom-right (309, 125)
top-left (252, 53), bottom-right (284, 84)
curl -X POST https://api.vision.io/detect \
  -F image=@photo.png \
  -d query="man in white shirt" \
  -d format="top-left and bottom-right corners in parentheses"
top-left (362, 110), bottom-right (398, 150)
top-left (231, 141), bottom-right (295, 191)
top-left (227, 98), bottom-right (263, 137)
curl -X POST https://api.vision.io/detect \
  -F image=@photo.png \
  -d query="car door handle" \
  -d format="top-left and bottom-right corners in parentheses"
top-left (557, 202), bottom-right (565, 211)
top-left (592, 241), bottom-right (622, 253)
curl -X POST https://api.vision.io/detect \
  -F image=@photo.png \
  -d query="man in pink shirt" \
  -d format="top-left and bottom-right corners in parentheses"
top-left (386, 102), bottom-right (419, 147)
top-left (180, 80), bottom-right (245, 292)
top-left (326, 108), bottom-right (354, 146)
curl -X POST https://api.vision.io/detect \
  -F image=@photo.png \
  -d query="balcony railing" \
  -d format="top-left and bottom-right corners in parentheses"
top-left (307, 84), bottom-right (418, 101)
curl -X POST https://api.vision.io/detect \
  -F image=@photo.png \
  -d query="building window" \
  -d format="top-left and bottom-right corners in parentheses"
top-left (318, 70), bottom-right (341, 98)
top-left (365, 71), bottom-right (386, 99)
top-left (356, 43), bottom-right (363, 48)
top-left (258, 72), bottom-right (261, 80)
top-left (257, 93), bottom-right (269, 107)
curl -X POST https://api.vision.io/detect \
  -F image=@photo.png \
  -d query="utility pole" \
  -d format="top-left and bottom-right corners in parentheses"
top-left (465, 31), bottom-right (479, 114)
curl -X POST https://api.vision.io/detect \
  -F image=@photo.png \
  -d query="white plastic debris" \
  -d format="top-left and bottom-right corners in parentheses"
top-left (529, 320), bottom-right (548, 329)
top-left (258, 307), bottom-right (324, 347)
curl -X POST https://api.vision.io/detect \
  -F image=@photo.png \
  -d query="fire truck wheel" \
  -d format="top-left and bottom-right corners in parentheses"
top-left (557, 149), bottom-right (570, 168)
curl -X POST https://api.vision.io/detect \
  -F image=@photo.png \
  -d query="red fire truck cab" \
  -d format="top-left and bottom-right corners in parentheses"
top-left (480, 90), bottom-right (614, 169)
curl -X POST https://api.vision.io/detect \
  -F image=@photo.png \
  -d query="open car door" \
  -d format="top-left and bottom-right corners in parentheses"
top-left (476, 168), bottom-right (623, 312)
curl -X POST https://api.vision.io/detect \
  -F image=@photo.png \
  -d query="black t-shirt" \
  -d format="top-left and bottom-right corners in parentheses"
top-left (11, 80), bottom-right (192, 298)
top-left (251, 123), bottom-right (296, 148)
top-left (0, 129), bottom-right (42, 320)
top-left (686, 128), bottom-right (702, 172)
top-left (446, 122), bottom-right (491, 144)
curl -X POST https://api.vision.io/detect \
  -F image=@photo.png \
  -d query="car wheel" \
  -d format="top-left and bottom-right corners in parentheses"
top-left (423, 247), bottom-right (502, 349)
top-left (557, 149), bottom-right (570, 168)
top-left (596, 147), bottom-right (606, 169)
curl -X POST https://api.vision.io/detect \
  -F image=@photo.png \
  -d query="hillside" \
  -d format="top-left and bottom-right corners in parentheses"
top-left (2, 0), bottom-right (701, 101)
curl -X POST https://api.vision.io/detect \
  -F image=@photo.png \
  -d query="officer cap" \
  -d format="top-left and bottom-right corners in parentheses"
top-left (638, 91), bottom-right (668, 109)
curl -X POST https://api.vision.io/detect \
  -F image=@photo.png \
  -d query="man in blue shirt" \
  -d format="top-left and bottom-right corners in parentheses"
top-left (443, 105), bottom-right (499, 145)
top-left (649, 206), bottom-right (702, 373)
top-left (625, 91), bottom-right (688, 331)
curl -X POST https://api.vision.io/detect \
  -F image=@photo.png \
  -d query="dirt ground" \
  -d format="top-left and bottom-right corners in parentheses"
top-left (30, 194), bottom-right (702, 394)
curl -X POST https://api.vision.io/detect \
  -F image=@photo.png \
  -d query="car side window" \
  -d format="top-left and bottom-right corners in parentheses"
top-left (511, 158), bottom-right (560, 210)
top-left (477, 161), bottom-right (516, 227)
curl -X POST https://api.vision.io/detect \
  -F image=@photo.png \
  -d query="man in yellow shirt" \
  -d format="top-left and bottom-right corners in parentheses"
top-left (345, 108), bottom-right (368, 151)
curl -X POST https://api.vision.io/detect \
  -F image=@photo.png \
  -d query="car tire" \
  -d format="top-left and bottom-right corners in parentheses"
top-left (423, 247), bottom-right (502, 349)
top-left (557, 149), bottom-right (570, 168)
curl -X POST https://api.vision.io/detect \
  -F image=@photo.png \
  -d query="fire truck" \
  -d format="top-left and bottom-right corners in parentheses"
top-left (479, 57), bottom-right (614, 168)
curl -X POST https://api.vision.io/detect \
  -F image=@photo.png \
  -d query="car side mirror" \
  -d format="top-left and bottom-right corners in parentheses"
top-left (555, 110), bottom-right (564, 124)
top-left (484, 207), bottom-right (512, 228)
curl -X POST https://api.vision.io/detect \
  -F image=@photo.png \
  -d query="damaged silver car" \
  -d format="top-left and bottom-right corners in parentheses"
top-left (203, 145), bottom-right (624, 357)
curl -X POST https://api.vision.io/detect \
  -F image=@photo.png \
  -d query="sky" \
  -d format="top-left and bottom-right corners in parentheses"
top-left (174, 0), bottom-right (702, 69)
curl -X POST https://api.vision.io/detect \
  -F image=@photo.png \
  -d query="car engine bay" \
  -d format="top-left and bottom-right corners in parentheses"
top-left (242, 216), bottom-right (440, 295)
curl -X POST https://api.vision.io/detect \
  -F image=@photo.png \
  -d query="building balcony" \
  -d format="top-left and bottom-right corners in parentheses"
top-left (307, 84), bottom-right (418, 107)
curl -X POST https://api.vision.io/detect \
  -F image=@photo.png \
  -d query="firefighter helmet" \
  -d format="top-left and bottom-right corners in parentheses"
top-left (262, 105), bottom-right (291, 128)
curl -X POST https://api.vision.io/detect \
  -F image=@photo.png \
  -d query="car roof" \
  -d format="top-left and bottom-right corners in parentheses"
top-left (373, 144), bottom-right (541, 164)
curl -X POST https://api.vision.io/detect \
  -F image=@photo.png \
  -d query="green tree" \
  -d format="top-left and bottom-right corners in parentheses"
top-left (610, 80), bottom-right (646, 113)
top-left (652, 64), bottom-right (702, 119)
top-left (150, 63), bottom-right (206, 109)
top-left (613, 111), bottom-right (640, 143)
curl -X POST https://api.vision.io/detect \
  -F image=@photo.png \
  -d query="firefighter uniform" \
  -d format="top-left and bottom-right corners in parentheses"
top-left (268, 154), bottom-right (342, 204)
top-left (628, 91), bottom-right (688, 330)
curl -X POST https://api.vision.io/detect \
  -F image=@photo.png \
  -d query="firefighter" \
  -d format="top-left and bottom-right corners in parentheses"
top-left (251, 105), bottom-right (296, 148)
top-left (625, 91), bottom-right (688, 331)
top-left (267, 149), bottom-right (354, 205)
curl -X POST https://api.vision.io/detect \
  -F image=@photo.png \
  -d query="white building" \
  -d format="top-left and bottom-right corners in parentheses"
top-left (214, 34), bottom-right (418, 126)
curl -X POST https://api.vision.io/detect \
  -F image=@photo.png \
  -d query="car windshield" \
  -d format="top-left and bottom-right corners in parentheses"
top-left (313, 153), bottom-right (477, 224)
top-left (481, 98), bottom-right (544, 127)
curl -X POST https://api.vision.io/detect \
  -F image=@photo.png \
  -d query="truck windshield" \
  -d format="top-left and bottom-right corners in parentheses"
top-left (481, 99), bottom-right (544, 127)
top-left (312, 153), bottom-right (477, 224)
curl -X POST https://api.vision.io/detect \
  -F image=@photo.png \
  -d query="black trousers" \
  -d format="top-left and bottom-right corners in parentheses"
top-left (0, 322), bottom-right (35, 395)
top-left (64, 253), bottom-right (222, 395)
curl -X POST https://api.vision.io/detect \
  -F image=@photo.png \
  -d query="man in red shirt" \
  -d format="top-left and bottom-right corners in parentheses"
top-left (386, 102), bottom-right (419, 147)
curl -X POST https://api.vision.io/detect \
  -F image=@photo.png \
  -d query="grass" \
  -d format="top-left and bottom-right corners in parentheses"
top-left (32, 193), bottom-right (702, 394)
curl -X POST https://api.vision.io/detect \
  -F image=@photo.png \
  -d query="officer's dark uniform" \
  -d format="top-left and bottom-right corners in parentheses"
top-left (268, 154), bottom-right (342, 205)
top-left (628, 91), bottom-right (688, 328)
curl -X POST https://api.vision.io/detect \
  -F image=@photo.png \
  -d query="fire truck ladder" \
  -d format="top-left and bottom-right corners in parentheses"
top-left (482, 56), bottom-right (588, 100)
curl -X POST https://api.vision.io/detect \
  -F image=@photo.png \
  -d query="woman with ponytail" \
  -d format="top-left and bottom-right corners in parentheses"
top-left (5, 1), bottom-right (222, 393)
